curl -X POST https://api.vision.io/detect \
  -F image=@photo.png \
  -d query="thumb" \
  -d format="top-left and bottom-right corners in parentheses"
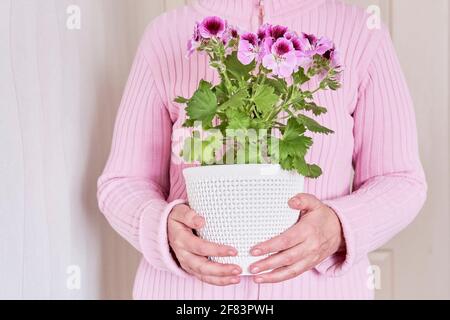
top-left (288, 193), bottom-right (322, 212)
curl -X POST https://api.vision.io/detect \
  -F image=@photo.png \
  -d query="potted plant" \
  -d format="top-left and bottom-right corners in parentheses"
top-left (176, 16), bottom-right (342, 273)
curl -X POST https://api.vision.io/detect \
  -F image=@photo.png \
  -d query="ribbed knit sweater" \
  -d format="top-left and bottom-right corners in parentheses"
top-left (97, 0), bottom-right (427, 300)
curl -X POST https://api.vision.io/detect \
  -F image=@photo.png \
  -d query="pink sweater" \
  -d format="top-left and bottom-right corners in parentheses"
top-left (97, 0), bottom-right (427, 300)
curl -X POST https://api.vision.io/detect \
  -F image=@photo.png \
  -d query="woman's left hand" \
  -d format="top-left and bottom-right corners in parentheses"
top-left (249, 193), bottom-right (344, 284)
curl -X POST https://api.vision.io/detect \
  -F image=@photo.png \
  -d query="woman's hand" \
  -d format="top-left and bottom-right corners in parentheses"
top-left (168, 204), bottom-right (242, 286)
top-left (249, 194), bottom-right (344, 284)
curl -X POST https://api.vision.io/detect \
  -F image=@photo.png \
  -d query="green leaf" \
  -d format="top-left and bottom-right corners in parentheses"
top-left (328, 78), bottom-right (341, 91)
top-left (218, 89), bottom-right (250, 130)
top-left (292, 157), bottom-right (322, 179)
top-left (264, 78), bottom-right (288, 95)
top-left (198, 79), bottom-right (213, 90)
top-left (250, 118), bottom-right (268, 130)
top-left (226, 108), bottom-right (251, 130)
top-left (214, 81), bottom-right (228, 104)
top-left (219, 88), bottom-right (249, 111)
top-left (291, 97), bottom-right (328, 116)
top-left (302, 91), bottom-right (314, 100)
top-left (319, 69), bottom-right (342, 91)
top-left (296, 114), bottom-right (334, 135)
top-left (182, 118), bottom-right (196, 128)
top-left (224, 52), bottom-right (256, 81)
top-left (186, 80), bottom-right (217, 128)
top-left (293, 68), bottom-right (310, 85)
top-left (283, 118), bottom-right (306, 141)
top-left (227, 38), bottom-right (238, 48)
top-left (294, 102), bottom-right (328, 116)
top-left (174, 96), bottom-right (189, 104)
top-left (279, 118), bottom-right (312, 159)
top-left (279, 155), bottom-right (294, 171)
top-left (253, 85), bottom-right (279, 116)
top-left (280, 135), bottom-right (313, 160)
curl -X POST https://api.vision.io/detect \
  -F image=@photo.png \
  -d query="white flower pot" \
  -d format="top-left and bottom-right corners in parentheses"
top-left (183, 164), bottom-right (304, 275)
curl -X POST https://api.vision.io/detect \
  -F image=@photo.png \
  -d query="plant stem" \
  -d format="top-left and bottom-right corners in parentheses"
top-left (208, 41), bottom-right (234, 95)
top-left (221, 69), bottom-right (233, 94)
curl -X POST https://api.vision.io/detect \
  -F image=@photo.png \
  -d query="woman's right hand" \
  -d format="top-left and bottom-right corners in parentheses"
top-left (168, 204), bottom-right (242, 286)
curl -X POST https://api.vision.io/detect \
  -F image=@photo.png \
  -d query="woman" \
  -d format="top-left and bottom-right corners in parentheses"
top-left (97, 0), bottom-right (427, 300)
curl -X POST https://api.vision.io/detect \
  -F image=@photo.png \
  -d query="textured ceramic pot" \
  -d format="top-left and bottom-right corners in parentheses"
top-left (183, 164), bottom-right (304, 275)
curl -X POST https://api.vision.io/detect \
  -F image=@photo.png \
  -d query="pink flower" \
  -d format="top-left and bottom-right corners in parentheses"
top-left (186, 17), bottom-right (232, 58)
top-left (269, 25), bottom-right (288, 39)
top-left (186, 22), bottom-right (201, 58)
top-left (299, 33), bottom-right (333, 56)
top-left (262, 38), bottom-right (297, 78)
top-left (237, 32), bottom-right (259, 65)
top-left (284, 31), bottom-right (298, 41)
top-left (198, 16), bottom-right (227, 39)
top-left (315, 37), bottom-right (334, 55)
top-left (193, 22), bottom-right (201, 41)
top-left (292, 33), bottom-right (334, 69)
top-left (230, 27), bottom-right (239, 39)
top-left (323, 47), bottom-right (341, 68)
top-left (272, 38), bottom-right (294, 56)
top-left (257, 23), bottom-right (272, 41)
top-left (222, 25), bottom-right (239, 46)
top-left (259, 37), bottom-right (274, 60)
top-left (241, 32), bottom-right (258, 46)
top-left (187, 39), bottom-right (200, 58)
top-left (186, 17), bottom-right (341, 79)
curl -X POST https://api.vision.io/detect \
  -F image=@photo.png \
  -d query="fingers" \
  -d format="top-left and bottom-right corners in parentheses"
top-left (288, 193), bottom-right (323, 212)
top-left (249, 245), bottom-right (306, 274)
top-left (250, 236), bottom-right (327, 283)
top-left (170, 205), bottom-right (205, 230)
top-left (250, 223), bottom-right (305, 256)
top-left (183, 234), bottom-right (238, 257)
top-left (169, 206), bottom-right (242, 285)
top-left (180, 252), bottom-right (242, 277)
top-left (250, 194), bottom-right (325, 256)
top-left (253, 259), bottom-right (311, 284)
top-left (193, 273), bottom-right (241, 286)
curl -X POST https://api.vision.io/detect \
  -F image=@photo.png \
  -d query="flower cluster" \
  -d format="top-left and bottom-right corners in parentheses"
top-left (178, 16), bottom-right (342, 178)
top-left (241, 24), bottom-right (340, 78)
top-left (187, 16), bottom-right (238, 57)
top-left (188, 17), bottom-right (340, 79)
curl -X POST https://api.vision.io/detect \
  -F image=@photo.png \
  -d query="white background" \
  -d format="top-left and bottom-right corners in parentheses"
top-left (0, 0), bottom-right (448, 299)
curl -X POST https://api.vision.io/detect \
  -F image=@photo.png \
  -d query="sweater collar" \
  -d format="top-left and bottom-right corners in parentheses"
top-left (193, 0), bottom-right (326, 21)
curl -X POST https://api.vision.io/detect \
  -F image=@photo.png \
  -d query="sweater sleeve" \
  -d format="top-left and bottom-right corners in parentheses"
top-left (96, 38), bottom-right (188, 278)
top-left (315, 27), bottom-right (427, 276)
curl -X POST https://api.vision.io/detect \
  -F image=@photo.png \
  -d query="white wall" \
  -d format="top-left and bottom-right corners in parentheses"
top-left (0, 0), bottom-right (448, 299)
top-left (0, 0), bottom-right (180, 300)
